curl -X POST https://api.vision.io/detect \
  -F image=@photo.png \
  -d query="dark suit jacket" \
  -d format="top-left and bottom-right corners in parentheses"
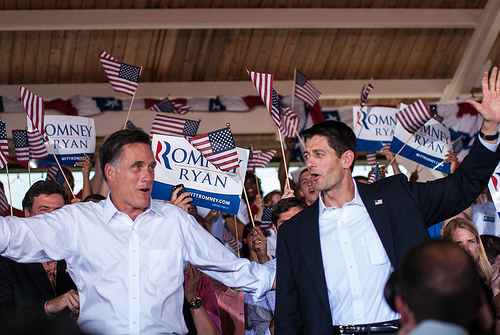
top-left (275, 139), bottom-right (500, 335)
top-left (0, 256), bottom-right (79, 335)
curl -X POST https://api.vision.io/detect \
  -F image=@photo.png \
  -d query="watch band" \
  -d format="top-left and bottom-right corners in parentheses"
top-left (479, 130), bottom-right (499, 141)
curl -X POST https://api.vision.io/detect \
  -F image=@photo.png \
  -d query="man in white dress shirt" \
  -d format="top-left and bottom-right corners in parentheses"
top-left (0, 129), bottom-right (275, 335)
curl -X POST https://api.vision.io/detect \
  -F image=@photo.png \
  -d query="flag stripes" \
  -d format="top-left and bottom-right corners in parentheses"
top-left (396, 99), bottom-right (433, 134)
top-left (99, 51), bottom-right (140, 96)
top-left (295, 69), bottom-right (321, 107)
top-left (247, 69), bottom-right (276, 125)
top-left (360, 83), bottom-right (374, 107)
top-left (20, 86), bottom-right (47, 139)
top-left (150, 114), bottom-right (200, 138)
top-left (27, 131), bottom-right (49, 159)
top-left (0, 122), bottom-right (9, 170)
top-left (189, 127), bottom-right (239, 172)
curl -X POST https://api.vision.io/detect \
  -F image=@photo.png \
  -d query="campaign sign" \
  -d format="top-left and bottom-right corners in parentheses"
top-left (151, 135), bottom-right (248, 215)
top-left (390, 118), bottom-right (451, 174)
top-left (30, 115), bottom-right (95, 168)
top-left (353, 106), bottom-right (398, 152)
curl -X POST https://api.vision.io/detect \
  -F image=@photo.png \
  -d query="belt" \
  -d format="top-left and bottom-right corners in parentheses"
top-left (332, 320), bottom-right (400, 334)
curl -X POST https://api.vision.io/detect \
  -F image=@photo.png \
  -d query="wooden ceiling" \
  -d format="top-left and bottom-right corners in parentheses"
top-left (0, 0), bottom-right (499, 107)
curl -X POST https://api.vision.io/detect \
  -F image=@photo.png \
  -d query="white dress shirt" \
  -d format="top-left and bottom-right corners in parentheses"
top-left (0, 197), bottom-right (274, 335)
top-left (318, 181), bottom-right (399, 325)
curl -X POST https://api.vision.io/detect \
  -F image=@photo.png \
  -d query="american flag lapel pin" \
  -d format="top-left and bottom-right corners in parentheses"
top-left (374, 199), bottom-right (383, 206)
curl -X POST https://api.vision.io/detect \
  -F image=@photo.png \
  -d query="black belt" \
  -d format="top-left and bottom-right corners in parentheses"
top-left (332, 320), bottom-right (399, 334)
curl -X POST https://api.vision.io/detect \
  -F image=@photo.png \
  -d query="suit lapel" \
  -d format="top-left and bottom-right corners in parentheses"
top-left (298, 201), bottom-right (331, 315)
top-left (356, 181), bottom-right (397, 266)
top-left (23, 263), bottom-right (55, 300)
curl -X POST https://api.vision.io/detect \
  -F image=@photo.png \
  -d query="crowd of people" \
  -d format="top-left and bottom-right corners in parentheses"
top-left (0, 68), bottom-right (500, 335)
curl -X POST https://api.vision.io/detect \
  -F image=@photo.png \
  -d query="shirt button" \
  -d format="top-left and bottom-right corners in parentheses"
top-left (133, 296), bottom-right (136, 300)
top-left (133, 274), bottom-right (136, 277)
top-left (133, 321), bottom-right (136, 324)
top-left (350, 265), bottom-right (353, 269)
top-left (133, 250), bottom-right (136, 253)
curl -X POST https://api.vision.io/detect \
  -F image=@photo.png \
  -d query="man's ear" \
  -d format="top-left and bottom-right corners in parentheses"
top-left (104, 164), bottom-right (115, 183)
top-left (23, 208), bottom-right (30, 217)
top-left (395, 294), bottom-right (416, 330)
top-left (342, 150), bottom-right (355, 170)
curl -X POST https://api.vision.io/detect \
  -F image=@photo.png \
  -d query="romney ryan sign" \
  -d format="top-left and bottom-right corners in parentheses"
top-left (151, 135), bottom-right (249, 215)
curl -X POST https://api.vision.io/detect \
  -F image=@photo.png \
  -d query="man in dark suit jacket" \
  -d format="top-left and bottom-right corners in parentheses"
top-left (0, 181), bottom-right (80, 334)
top-left (275, 67), bottom-right (500, 335)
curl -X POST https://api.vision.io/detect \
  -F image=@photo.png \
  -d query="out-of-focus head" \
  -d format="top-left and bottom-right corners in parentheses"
top-left (83, 194), bottom-right (107, 203)
top-left (481, 234), bottom-right (500, 268)
top-left (271, 197), bottom-right (306, 230)
top-left (264, 190), bottom-right (282, 207)
top-left (396, 240), bottom-right (480, 329)
top-left (22, 180), bottom-right (68, 217)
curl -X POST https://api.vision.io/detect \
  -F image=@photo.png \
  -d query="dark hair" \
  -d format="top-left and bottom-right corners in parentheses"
top-left (271, 197), bottom-right (306, 226)
top-left (263, 190), bottom-right (281, 205)
top-left (481, 234), bottom-right (500, 265)
top-left (302, 121), bottom-right (357, 170)
top-left (241, 222), bottom-right (261, 259)
top-left (398, 240), bottom-right (480, 327)
top-left (83, 194), bottom-right (107, 202)
top-left (99, 129), bottom-right (151, 182)
top-left (62, 167), bottom-right (74, 190)
top-left (22, 180), bottom-right (69, 213)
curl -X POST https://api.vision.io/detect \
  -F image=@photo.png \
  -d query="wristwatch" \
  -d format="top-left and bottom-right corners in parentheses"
top-left (189, 296), bottom-right (202, 309)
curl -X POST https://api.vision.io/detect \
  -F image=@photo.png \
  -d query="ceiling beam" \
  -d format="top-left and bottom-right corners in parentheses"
top-left (0, 79), bottom-right (450, 100)
top-left (441, 0), bottom-right (500, 101)
top-left (0, 8), bottom-right (481, 31)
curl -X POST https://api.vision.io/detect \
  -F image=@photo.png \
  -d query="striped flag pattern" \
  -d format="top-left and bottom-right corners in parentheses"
top-left (0, 188), bottom-right (8, 216)
top-left (27, 130), bottom-right (49, 159)
top-left (150, 114), bottom-right (200, 138)
top-left (99, 51), bottom-right (140, 96)
top-left (366, 152), bottom-right (377, 167)
top-left (46, 167), bottom-right (65, 185)
top-left (248, 149), bottom-right (276, 169)
top-left (368, 164), bottom-right (382, 184)
top-left (279, 99), bottom-right (299, 137)
top-left (295, 69), bottom-right (321, 107)
top-left (247, 69), bottom-right (275, 124)
top-left (20, 86), bottom-right (47, 139)
top-left (150, 97), bottom-right (191, 114)
top-left (360, 83), bottom-right (374, 108)
top-left (0, 122), bottom-right (9, 170)
top-left (396, 99), bottom-right (433, 134)
top-left (188, 127), bottom-right (239, 172)
top-left (270, 89), bottom-right (281, 128)
top-left (223, 224), bottom-right (239, 251)
top-left (12, 130), bottom-right (29, 162)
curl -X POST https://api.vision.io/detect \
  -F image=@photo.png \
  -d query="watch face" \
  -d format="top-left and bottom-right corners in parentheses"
top-left (192, 297), bottom-right (202, 309)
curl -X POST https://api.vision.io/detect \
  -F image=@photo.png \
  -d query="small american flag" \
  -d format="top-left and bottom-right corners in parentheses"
top-left (270, 89), bottom-right (281, 129)
top-left (366, 152), bottom-right (377, 167)
top-left (99, 50), bottom-right (140, 96)
top-left (248, 149), bottom-right (276, 170)
top-left (12, 129), bottom-right (29, 162)
top-left (47, 167), bottom-right (65, 185)
top-left (150, 97), bottom-right (191, 115)
top-left (360, 83), bottom-right (374, 108)
top-left (0, 187), bottom-right (8, 216)
top-left (20, 86), bottom-right (47, 140)
top-left (396, 99), bottom-right (433, 134)
top-left (150, 114), bottom-right (200, 138)
top-left (368, 164), bottom-right (382, 184)
top-left (279, 99), bottom-right (299, 138)
top-left (295, 69), bottom-right (321, 107)
top-left (223, 223), bottom-right (239, 251)
top-left (247, 69), bottom-right (276, 125)
top-left (260, 206), bottom-right (274, 230)
top-left (188, 127), bottom-right (239, 172)
top-left (27, 130), bottom-right (49, 159)
top-left (0, 122), bottom-right (9, 170)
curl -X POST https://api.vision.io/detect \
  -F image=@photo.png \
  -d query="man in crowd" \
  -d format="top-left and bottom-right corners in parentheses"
top-left (247, 197), bottom-right (307, 334)
top-left (393, 240), bottom-right (482, 334)
top-left (291, 167), bottom-right (319, 206)
top-left (0, 129), bottom-right (275, 335)
top-left (275, 68), bottom-right (500, 334)
top-left (0, 181), bottom-right (79, 334)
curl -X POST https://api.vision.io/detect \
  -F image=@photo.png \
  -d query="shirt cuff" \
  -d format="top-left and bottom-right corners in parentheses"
top-left (478, 134), bottom-right (500, 152)
top-left (249, 264), bottom-right (275, 303)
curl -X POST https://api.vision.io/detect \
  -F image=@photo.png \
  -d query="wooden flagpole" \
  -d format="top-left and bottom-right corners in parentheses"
top-left (291, 68), bottom-right (297, 111)
top-left (278, 128), bottom-right (291, 190)
top-left (238, 167), bottom-right (255, 227)
top-left (250, 145), bottom-right (261, 198)
top-left (122, 66), bottom-right (143, 130)
top-left (46, 141), bottom-right (76, 198)
top-left (233, 215), bottom-right (240, 258)
top-left (5, 164), bottom-right (13, 216)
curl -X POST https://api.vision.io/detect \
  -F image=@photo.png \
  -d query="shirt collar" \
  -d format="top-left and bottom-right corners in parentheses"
top-left (102, 194), bottom-right (160, 224)
top-left (318, 178), bottom-right (364, 214)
